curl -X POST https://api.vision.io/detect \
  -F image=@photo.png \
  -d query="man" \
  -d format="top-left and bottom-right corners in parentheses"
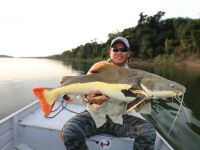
top-left (62, 36), bottom-right (156, 150)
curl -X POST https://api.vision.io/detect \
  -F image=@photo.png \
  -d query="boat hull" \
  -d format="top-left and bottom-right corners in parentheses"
top-left (0, 98), bottom-right (173, 150)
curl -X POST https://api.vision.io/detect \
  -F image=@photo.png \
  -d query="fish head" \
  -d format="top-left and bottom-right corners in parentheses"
top-left (140, 77), bottom-right (186, 99)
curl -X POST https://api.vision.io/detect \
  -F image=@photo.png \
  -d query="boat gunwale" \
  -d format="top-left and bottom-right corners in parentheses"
top-left (0, 101), bottom-right (39, 125)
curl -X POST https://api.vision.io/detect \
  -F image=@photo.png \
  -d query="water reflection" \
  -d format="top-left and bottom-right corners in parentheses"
top-left (131, 64), bottom-right (200, 150)
top-left (62, 60), bottom-right (94, 74)
top-left (190, 122), bottom-right (200, 136)
top-left (0, 58), bottom-right (79, 120)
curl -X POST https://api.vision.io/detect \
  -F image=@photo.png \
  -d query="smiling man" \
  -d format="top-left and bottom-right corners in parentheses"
top-left (62, 36), bottom-right (156, 150)
top-left (108, 36), bottom-right (130, 67)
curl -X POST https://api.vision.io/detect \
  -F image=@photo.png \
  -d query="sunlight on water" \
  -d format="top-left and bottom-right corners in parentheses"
top-left (0, 58), bottom-right (79, 81)
top-left (0, 58), bottom-right (79, 120)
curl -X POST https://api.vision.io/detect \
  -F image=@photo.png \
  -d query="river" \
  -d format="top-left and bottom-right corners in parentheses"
top-left (0, 58), bottom-right (200, 150)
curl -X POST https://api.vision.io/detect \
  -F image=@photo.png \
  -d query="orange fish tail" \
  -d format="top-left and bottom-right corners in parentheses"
top-left (33, 88), bottom-right (54, 117)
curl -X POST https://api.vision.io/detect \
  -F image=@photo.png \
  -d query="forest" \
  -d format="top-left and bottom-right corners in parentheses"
top-left (49, 11), bottom-right (200, 64)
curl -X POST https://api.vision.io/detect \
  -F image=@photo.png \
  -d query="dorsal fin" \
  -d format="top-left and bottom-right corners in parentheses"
top-left (88, 61), bottom-right (117, 73)
top-left (61, 76), bottom-right (76, 84)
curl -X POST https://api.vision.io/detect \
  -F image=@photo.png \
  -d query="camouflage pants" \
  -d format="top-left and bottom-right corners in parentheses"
top-left (62, 111), bottom-right (156, 150)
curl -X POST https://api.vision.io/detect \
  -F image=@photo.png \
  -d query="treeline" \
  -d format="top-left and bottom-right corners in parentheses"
top-left (49, 11), bottom-right (200, 62)
top-left (0, 55), bottom-right (13, 58)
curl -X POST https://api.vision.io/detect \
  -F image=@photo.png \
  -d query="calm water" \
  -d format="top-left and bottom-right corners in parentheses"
top-left (0, 58), bottom-right (80, 120)
top-left (0, 58), bottom-right (200, 150)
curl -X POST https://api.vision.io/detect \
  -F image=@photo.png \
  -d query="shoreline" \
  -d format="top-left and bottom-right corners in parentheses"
top-left (1, 56), bottom-right (200, 69)
top-left (129, 57), bottom-right (200, 69)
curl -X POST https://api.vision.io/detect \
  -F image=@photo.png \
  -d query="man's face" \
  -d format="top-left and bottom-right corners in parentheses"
top-left (109, 42), bottom-right (129, 66)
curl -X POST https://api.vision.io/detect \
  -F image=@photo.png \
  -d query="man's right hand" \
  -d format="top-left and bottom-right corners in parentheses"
top-left (85, 92), bottom-right (109, 105)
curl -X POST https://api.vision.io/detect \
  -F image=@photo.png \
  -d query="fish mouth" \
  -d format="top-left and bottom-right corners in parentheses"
top-left (141, 89), bottom-right (186, 99)
top-left (175, 89), bottom-right (185, 97)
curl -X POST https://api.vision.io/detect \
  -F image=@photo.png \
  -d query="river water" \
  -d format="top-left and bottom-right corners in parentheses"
top-left (0, 58), bottom-right (200, 150)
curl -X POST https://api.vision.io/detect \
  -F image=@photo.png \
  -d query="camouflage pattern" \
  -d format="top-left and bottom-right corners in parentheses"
top-left (62, 111), bottom-right (156, 150)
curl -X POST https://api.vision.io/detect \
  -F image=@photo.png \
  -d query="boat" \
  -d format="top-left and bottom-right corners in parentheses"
top-left (0, 96), bottom-right (173, 150)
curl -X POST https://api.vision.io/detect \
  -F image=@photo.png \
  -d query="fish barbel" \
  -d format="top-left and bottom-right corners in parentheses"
top-left (33, 61), bottom-right (186, 117)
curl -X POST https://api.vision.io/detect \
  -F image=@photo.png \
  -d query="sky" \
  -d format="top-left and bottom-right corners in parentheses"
top-left (0, 0), bottom-right (199, 57)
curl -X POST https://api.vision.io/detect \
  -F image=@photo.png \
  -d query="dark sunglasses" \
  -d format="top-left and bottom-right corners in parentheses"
top-left (111, 47), bottom-right (129, 52)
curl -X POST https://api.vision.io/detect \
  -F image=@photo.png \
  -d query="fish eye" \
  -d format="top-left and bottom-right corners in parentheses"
top-left (169, 83), bottom-right (174, 88)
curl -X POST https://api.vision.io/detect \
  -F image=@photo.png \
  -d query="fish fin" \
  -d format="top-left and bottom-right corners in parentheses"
top-left (121, 89), bottom-right (138, 97)
top-left (136, 101), bottom-right (152, 114)
top-left (61, 76), bottom-right (76, 84)
top-left (88, 61), bottom-right (116, 73)
top-left (33, 88), bottom-right (55, 117)
top-left (127, 96), bottom-right (146, 112)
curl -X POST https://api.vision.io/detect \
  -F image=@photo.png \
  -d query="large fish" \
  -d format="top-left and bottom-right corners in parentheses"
top-left (33, 61), bottom-right (186, 117)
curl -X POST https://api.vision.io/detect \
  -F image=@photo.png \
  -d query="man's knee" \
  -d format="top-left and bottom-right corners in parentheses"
top-left (62, 112), bottom-right (96, 144)
top-left (62, 122), bottom-right (86, 149)
top-left (63, 121), bottom-right (84, 141)
top-left (143, 122), bottom-right (156, 138)
top-left (139, 121), bottom-right (156, 141)
top-left (134, 123), bottom-right (156, 150)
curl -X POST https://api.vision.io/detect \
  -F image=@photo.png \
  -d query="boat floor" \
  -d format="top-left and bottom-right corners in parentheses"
top-left (20, 102), bottom-right (85, 131)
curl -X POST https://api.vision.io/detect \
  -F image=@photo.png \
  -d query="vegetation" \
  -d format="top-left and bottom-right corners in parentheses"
top-left (0, 55), bottom-right (13, 58)
top-left (49, 11), bottom-right (200, 65)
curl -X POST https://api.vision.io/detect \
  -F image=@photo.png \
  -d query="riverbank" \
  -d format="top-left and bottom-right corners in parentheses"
top-left (129, 54), bottom-right (200, 69)
top-left (62, 56), bottom-right (200, 69)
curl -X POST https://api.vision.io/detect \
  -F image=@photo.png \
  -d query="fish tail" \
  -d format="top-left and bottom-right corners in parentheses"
top-left (33, 88), bottom-right (56, 117)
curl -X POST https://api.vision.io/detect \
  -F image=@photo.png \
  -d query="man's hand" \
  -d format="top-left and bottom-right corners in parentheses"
top-left (85, 91), bottom-right (109, 105)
